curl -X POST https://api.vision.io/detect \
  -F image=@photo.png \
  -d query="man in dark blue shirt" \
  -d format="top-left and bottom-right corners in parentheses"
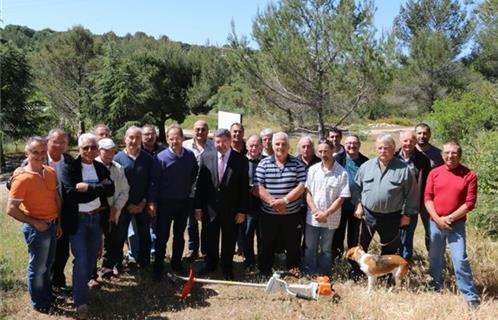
top-left (114, 126), bottom-right (153, 269)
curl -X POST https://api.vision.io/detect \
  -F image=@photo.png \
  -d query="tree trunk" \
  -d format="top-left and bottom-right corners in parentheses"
top-left (316, 108), bottom-right (325, 138)
top-left (78, 119), bottom-right (86, 136)
top-left (0, 133), bottom-right (5, 173)
top-left (285, 109), bottom-right (294, 132)
top-left (157, 115), bottom-right (166, 143)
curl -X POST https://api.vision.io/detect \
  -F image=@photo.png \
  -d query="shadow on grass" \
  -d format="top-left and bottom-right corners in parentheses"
top-left (47, 259), bottom-right (219, 319)
top-left (87, 266), bottom-right (217, 319)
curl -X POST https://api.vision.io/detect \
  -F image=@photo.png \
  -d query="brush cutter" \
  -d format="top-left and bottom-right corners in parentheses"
top-left (168, 269), bottom-right (334, 300)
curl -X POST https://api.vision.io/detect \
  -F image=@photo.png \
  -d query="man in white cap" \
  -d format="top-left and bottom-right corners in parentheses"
top-left (96, 138), bottom-right (129, 277)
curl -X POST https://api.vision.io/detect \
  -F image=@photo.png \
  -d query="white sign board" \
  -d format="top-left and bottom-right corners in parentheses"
top-left (217, 111), bottom-right (242, 130)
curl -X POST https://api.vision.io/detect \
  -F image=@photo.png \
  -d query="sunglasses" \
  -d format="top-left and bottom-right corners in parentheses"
top-left (81, 145), bottom-right (98, 151)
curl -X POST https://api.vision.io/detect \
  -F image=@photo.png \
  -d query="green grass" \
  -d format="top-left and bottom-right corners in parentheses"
top-left (1, 125), bottom-right (497, 319)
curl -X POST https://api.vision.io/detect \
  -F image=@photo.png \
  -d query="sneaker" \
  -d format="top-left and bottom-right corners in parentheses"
top-left (76, 304), bottom-right (89, 319)
top-left (88, 279), bottom-right (100, 289)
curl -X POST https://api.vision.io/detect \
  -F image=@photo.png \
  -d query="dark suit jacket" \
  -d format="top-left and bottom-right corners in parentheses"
top-left (334, 151), bottom-right (369, 168)
top-left (60, 156), bottom-right (115, 235)
top-left (395, 147), bottom-right (431, 202)
top-left (195, 149), bottom-right (249, 222)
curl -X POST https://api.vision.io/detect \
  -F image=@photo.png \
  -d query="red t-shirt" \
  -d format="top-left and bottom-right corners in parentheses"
top-left (424, 164), bottom-right (477, 222)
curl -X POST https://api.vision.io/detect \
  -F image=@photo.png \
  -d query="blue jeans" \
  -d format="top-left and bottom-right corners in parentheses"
top-left (69, 214), bottom-right (102, 307)
top-left (400, 214), bottom-right (418, 260)
top-left (303, 224), bottom-right (335, 275)
top-left (429, 220), bottom-right (479, 302)
top-left (118, 209), bottom-right (151, 267)
top-left (22, 222), bottom-right (57, 310)
top-left (128, 216), bottom-right (156, 259)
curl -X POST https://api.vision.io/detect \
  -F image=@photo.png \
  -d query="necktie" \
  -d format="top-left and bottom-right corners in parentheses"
top-left (218, 154), bottom-right (225, 183)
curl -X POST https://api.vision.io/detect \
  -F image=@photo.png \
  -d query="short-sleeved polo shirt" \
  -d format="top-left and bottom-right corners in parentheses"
top-left (254, 155), bottom-right (306, 215)
top-left (9, 165), bottom-right (58, 220)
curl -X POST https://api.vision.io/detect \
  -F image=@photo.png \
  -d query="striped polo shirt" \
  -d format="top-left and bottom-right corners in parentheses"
top-left (254, 155), bottom-right (307, 215)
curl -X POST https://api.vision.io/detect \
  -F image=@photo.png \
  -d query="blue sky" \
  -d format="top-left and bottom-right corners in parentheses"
top-left (1, 0), bottom-right (406, 46)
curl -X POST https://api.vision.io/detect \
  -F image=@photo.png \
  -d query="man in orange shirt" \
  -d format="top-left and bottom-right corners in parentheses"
top-left (6, 136), bottom-right (62, 313)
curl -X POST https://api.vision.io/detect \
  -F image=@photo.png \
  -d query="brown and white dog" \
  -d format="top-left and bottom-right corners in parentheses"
top-left (345, 245), bottom-right (409, 292)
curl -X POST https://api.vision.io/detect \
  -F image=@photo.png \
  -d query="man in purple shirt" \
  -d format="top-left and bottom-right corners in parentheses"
top-left (147, 124), bottom-right (198, 280)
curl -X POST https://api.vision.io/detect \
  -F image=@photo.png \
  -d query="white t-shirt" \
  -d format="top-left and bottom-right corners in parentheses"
top-left (305, 161), bottom-right (350, 230)
top-left (78, 163), bottom-right (101, 212)
top-left (47, 154), bottom-right (62, 177)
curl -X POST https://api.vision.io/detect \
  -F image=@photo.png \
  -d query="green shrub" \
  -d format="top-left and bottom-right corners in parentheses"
top-left (430, 81), bottom-right (498, 143)
top-left (464, 131), bottom-right (498, 239)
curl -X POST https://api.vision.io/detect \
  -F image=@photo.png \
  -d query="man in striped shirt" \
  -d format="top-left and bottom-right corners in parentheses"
top-left (254, 132), bottom-right (306, 275)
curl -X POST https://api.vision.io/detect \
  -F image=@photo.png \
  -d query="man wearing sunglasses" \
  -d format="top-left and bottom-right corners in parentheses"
top-left (60, 133), bottom-right (114, 319)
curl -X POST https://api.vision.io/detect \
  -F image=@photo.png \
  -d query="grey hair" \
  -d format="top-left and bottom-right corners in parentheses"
top-left (344, 133), bottom-right (361, 142)
top-left (375, 134), bottom-right (396, 149)
top-left (125, 126), bottom-right (143, 137)
top-left (272, 131), bottom-right (289, 145)
top-left (443, 140), bottom-right (463, 157)
top-left (47, 128), bottom-right (68, 141)
top-left (25, 136), bottom-right (47, 152)
top-left (78, 133), bottom-right (97, 147)
top-left (166, 123), bottom-right (184, 137)
top-left (214, 128), bottom-right (231, 139)
top-left (142, 124), bottom-right (159, 133)
top-left (92, 123), bottom-right (111, 135)
top-left (296, 135), bottom-right (315, 155)
top-left (399, 129), bottom-right (416, 140)
top-left (246, 134), bottom-right (262, 146)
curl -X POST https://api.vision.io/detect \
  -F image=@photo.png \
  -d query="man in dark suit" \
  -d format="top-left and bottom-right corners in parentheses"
top-left (194, 128), bottom-right (249, 280)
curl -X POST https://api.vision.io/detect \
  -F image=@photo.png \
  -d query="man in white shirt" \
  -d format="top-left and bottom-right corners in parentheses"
top-left (304, 139), bottom-right (350, 275)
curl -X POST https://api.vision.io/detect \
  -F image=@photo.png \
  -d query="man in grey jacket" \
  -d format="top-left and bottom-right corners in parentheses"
top-left (353, 134), bottom-right (418, 255)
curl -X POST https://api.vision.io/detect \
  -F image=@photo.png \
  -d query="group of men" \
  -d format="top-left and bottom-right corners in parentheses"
top-left (6, 121), bottom-right (481, 318)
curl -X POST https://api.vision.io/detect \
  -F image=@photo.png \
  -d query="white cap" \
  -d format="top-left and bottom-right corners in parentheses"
top-left (98, 138), bottom-right (116, 150)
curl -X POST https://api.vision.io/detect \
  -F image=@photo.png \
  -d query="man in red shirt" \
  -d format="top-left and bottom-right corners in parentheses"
top-left (424, 141), bottom-right (480, 308)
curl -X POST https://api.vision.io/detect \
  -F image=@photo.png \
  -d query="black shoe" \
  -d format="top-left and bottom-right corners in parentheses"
top-left (153, 270), bottom-right (163, 281)
top-left (34, 304), bottom-right (59, 314)
top-left (184, 251), bottom-right (199, 262)
top-left (223, 271), bottom-right (234, 280)
top-left (171, 261), bottom-right (184, 273)
top-left (198, 266), bottom-right (216, 276)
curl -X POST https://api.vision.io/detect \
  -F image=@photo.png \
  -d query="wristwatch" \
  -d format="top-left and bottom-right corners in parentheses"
top-left (448, 215), bottom-right (454, 223)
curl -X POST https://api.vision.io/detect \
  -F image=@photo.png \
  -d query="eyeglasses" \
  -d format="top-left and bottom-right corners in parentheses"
top-left (81, 145), bottom-right (98, 151)
top-left (195, 128), bottom-right (207, 132)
